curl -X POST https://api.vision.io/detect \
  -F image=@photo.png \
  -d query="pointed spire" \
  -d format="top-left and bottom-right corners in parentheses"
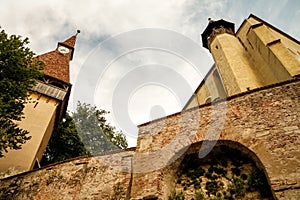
top-left (38, 30), bottom-right (80, 83)
top-left (61, 30), bottom-right (80, 48)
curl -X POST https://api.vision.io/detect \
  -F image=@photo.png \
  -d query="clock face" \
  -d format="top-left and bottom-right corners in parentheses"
top-left (58, 46), bottom-right (70, 54)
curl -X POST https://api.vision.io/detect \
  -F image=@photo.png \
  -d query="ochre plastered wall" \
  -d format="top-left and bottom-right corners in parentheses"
top-left (237, 18), bottom-right (292, 84)
top-left (244, 17), bottom-right (300, 77)
top-left (197, 69), bottom-right (227, 104)
top-left (210, 33), bottom-right (262, 95)
top-left (0, 93), bottom-right (59, 173)
top-left (185, 16), bottom-right (300, 110)
top-left (184, 67), bottom-right (227, 110)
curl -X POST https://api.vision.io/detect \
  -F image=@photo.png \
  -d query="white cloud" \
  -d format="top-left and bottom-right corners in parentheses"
top-left (1, 0), bottom-right (299, 147)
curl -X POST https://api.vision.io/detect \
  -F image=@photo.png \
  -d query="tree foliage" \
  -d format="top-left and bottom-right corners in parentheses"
top-left (0, 28), bottom-right (44, 157)
top-left (41, 102), bottom-right (128, 165)
top-left (72, 102), bottom-right (128, 155)
top-left (41, 113), bottom-right (89, 166)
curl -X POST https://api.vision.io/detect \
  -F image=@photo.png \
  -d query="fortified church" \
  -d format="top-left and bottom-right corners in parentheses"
top-left (0, 14), bottom-right (299, 200)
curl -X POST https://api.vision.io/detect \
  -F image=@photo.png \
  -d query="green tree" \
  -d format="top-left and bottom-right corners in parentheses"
top-left (72, 102), bottom-right (128, 155)
top-left (0, 28), bottom-right (44, 157)
top-left (41, 113), bottom-right (89, 166)
top-left (41, 102), bottom-right (128, 165)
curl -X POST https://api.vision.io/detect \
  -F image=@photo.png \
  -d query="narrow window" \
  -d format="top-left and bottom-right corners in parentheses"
top-left (34, 102), bottom-right (39, 108)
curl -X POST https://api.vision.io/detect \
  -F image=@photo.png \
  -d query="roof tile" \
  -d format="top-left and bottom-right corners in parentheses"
top-left (61, 35), bottom-right (77, 48)
top-left (37, 33), bottom-right (79, 83)
top-left (38, 50), bottom-right (70, 83)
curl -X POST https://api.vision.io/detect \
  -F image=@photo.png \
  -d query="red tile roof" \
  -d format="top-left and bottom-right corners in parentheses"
top-left (61, 35), bottom-right (77, 48)
top-left (38, 50), bottom-right (70, 83)
top-left (38, 33), bottom-right (79, 83)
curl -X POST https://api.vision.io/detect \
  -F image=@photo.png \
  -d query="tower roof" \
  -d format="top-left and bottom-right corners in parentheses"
top-left (38, 31), bottom-right (79, 83)
top-left (61, 35), bottom-right (77, 48)
top-left (201, 19), bottom-right (235, 49)
top-left (59, 30), bottom-right (80, 48)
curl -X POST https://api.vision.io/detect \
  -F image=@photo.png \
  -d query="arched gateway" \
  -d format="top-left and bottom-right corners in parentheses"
top-left (163, 140), bottom-right (274, 199)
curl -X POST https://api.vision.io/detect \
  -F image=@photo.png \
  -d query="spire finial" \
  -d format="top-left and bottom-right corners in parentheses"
top-left (208, 18), bottom-right (214, 23)
top-left (75, 30), bottom-right (80, 36)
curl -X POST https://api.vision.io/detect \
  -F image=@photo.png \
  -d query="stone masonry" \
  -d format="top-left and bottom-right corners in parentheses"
top-left (132, 78), bottom-right (300, 199)
top-left (0, 78), bottom-right (299, 199)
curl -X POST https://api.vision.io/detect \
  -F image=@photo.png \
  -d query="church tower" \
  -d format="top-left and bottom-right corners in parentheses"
top-left (201, 18), bottom-right (262, 96)
top-left (184, 15), bottom-right (300, 110)
top-left (0, 31), bottom-right (79, 174)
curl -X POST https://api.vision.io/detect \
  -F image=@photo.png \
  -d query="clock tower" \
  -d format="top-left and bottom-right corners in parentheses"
top-left (0, 31), bottom-right (79, 175)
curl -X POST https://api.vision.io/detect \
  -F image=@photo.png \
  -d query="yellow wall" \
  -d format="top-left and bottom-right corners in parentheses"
top-left (0, 93), bottom-right (59, 173)
top-left (210, 33), bottom-right (262, 96)
top-left (184, 68), bottom-right (227, 109)
top-left (237, 18), bottom-right (293, 85)
top-left (245, 17), bottom-right (300, 77)
top-left (184, 15), bottom-right (300, 110)
top-left (195, 68), bottom-right (227, 104)
top-left (184, 95), bottom-right (198, 110)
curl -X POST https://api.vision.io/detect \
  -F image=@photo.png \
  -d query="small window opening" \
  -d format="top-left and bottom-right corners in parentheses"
top-left (34, 102), bottom-right (39, 108)
top-left (205, 96), bottom-right (212, 104)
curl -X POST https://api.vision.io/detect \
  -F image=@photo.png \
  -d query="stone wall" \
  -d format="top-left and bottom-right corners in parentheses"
top-left (0, 149), bottom-right (134, 200)
top-left (133, 78), bottom-right (300, 199)
top-left (0, 79), bottom-right (299, 200)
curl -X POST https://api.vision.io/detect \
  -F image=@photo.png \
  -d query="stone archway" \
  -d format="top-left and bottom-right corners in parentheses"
top-left (164, 140), bottom-right (274, 200)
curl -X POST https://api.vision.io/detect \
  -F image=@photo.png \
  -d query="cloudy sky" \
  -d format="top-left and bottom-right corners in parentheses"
top-left (1, 0), bottom-right (299, 147)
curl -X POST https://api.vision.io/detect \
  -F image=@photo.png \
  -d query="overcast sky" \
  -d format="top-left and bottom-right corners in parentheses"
top-left (1, 0), bottom-right (299, 147)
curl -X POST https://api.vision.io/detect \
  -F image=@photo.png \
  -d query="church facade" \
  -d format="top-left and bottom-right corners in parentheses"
top-left (0, 14), bottom-right (299, 200)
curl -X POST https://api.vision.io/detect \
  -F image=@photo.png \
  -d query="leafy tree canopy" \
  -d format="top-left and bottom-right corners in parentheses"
top-left (72, 102), bottom-right (128, 155)
top-left (0, 28), bottom-right (44, 157)
top-left (42, 102), bottom-right (128, 165)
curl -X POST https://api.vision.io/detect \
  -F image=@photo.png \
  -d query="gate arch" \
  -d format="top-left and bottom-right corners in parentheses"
top-left (163, 140), bottom-right (275, 200)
